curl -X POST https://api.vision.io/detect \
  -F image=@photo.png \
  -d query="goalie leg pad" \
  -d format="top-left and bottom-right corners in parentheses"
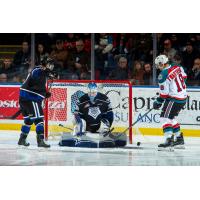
top-left (73, 118), bottom-right (86, 136)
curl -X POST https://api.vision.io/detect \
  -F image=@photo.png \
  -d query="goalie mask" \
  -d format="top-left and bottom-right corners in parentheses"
top-left (87, 82), bottom-right (98, 102)
top-left (154, 55), bottom-right (168, 70)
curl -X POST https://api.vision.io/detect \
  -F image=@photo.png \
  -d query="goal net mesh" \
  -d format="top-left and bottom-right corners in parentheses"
top-left (44, 80), bottom-right (133, 143)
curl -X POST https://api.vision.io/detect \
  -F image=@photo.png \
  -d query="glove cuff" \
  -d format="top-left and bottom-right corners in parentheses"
top-left (156, 97), bottom-right (164, 104)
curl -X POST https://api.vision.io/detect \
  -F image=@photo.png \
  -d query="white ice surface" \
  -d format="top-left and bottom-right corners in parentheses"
top-left (1, 130), bottom-right (200, 166)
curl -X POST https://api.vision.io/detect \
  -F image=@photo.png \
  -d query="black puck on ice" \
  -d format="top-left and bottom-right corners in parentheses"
top-left (137, 142), bottom-right (141, 146)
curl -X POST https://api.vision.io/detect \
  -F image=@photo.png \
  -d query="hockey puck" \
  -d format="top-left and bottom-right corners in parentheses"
top-left (137, 142), bottom-right (141, 146)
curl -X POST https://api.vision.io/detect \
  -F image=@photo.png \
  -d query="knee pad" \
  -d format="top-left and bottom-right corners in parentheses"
top-left (34, 118), bottom-right (44, 135)
top-left (34, 118), bottom-right (43, 126)
top-left (21, 118), bottom-right (33, 134)
top-left (24, 118), bottom-right (33, 126)
top-left (73, 119), bottom-right (86, 135)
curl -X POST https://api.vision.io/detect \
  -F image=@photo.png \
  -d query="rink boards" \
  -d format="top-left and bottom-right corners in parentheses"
top-left (0, 84), bottom-right (200, 137)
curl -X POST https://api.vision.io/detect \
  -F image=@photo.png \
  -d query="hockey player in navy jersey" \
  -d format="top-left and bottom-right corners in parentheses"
top-left (18, 57), bottom-right (57, 148)
top-left (153, 55), bottom-right (187, 150)
top-left (73, 82), bottom-right (114, 137)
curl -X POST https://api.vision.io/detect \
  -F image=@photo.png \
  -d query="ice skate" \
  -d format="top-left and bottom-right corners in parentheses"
top-left (18, 133), bottom-right (30, 147)
top-left (158, 137), bottom-right (174, 151)
top-left (173, 133), bottom-right (185, 149)
top-left (37, 135), bottom-right (50, 148)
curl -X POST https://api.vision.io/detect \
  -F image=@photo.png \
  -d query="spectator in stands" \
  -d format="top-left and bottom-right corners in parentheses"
top-left (173, 54), bottom-right (183, 66)
top-left (0, 58), bottom-right (14, 74)
top-left (187, 58), bottom-right (200, 86)
top-left (108, 56), bottom-right (129, 80)
top-left (182, 40), bottom-right (200, 73)
top-left (162, 39), bottom-right (177, 62)
top-left (0, 73), bottom-right (7, 82)
top-left (82, 33), bottom-right (91, 53)
top-left (50, 39), bottom-right (69, 72)
top-left (134, 39), bottom-right (151, 62)
top-left (143, 63), bottom-right (153, 85)
top-left (35, 43), bottom-right (49, 66)
top-left (64, 33), bottom-right (76, 52)
top-left (129, 60), bottom-right (144, 85)
top-left (95, 33), bottom-right (114, 79)
top-left (80, 71), bottom-right (91, 80)
top-left (0, 58), bottom-right (20, 82)
top-left (12, 41), bottom-right (31, 78)
top-left (68, 39), bottom-right (90, 78)
top-left (170, 34), bottom-right (181, 51)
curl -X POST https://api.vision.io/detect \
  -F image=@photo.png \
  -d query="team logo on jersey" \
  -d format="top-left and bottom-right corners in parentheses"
top-left (160, 85), bottom-right (164, 90)
top-left (88, 107), bottom-right (101, 119)
top-left (158, 74), bottom-right (162, 80)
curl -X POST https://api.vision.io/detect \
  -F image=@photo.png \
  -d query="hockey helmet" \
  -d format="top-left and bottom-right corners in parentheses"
top-left (41, 56), bottom-right (55, 71)
top-left (154, 55), bottom-right (169, 69)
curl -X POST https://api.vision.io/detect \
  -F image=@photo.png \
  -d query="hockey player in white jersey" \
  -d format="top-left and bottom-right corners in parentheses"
top-left (153, 55), bottom-right (187, 150)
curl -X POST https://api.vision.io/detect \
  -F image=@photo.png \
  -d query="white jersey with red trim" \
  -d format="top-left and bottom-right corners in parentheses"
top-left (158, 64), bottom-right (187, 100)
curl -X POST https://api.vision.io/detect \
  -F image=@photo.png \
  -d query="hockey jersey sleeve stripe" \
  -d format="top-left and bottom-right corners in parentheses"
top-left (169, 96), bottom-right (187, 100)
top-left (160, 93), bottom-right (169, 98)
top-left (20, 88), bottom-right (45, 98)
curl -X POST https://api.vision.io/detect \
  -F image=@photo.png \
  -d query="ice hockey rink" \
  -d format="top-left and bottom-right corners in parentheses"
top-left (1, 130), bottom-right (200, 166)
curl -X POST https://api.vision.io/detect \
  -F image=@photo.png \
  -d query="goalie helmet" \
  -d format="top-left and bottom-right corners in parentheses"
top-left (87, 82), bottom-right (98, 100)
top-left (154, 55), bottom-right (169, 69)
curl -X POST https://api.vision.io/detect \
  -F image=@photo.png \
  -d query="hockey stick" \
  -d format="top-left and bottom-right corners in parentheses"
top-left (0, 109), bottom-right (22, 120)
top-left (122, 108), bottom-right (154, 134)
top-left (109, 92), bottom-right (159, 141)
top-left (58, 124), bottom-right (73, 131)
top-left (108, 108), bottom-right (154, 141)
top-left (59, 123), bottom-right (115, 138)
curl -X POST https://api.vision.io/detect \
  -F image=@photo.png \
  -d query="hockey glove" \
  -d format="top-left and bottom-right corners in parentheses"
top-left (45, 92), bottom-right (51, 98)
top-left (153, 101), bottom-right (162, 110)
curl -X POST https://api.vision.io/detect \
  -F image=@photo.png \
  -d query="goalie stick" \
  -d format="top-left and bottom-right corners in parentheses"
top-left (58, 123), bottom-right (115, 137)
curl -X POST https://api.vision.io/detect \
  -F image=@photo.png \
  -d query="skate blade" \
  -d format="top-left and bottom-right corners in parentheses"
top-left (18, 145), bottom-right (30, 149)
top-left (174, 145), bottom-right (185, 149)
top-left (37, 147), bottom-right (51, 151)
top-left (158, 146), bottom-right (174, 152)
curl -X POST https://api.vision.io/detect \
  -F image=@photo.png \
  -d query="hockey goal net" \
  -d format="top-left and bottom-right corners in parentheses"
top-left (44, 80), bottom-right (133, 144)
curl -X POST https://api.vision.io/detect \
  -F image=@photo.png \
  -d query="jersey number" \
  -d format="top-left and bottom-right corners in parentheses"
top-left (174, 74), bottom-right (186, 92)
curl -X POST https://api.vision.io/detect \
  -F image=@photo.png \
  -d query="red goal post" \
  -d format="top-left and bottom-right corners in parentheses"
top-left (44, 80), bottom-right (133, 144)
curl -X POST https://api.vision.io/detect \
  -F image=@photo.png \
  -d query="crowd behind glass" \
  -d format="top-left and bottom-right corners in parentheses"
top-left (0, 33), bottom-right (199, 86)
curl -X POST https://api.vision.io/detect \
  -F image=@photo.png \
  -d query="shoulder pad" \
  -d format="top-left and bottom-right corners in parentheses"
top-left (158, 69), bottom-right (168, 84)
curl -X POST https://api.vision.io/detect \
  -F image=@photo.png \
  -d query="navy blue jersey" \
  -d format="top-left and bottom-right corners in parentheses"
top-left (19, 66), bottom-right (48, 102)
top-left (75, 92), bottom-right (114, 129)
